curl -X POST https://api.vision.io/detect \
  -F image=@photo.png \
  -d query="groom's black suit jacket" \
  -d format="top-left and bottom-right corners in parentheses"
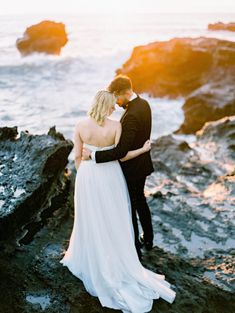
top-left (95, 94), bottom-right (154, 180)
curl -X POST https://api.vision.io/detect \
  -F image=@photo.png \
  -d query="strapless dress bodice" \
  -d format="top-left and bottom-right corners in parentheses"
top-left (83, 143), bottom-right (115, 152)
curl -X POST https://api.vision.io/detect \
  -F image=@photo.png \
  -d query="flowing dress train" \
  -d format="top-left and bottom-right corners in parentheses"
top-left (60, 143), bottom-right (176, 313)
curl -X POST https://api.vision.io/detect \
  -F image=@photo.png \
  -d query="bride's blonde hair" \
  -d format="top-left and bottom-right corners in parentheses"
top-left (87, 90), bottom-right (116, 126)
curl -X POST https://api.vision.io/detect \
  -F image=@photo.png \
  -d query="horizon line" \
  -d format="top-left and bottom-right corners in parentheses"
top-left (1, 11), bottom-right (235, 16)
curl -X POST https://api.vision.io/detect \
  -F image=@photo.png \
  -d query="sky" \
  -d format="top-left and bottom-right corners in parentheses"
top-left (1, 0), bottom-right (235, 15)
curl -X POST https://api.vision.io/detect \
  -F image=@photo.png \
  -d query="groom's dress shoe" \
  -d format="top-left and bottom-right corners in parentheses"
top-left (139, 233), bottom-right (153, 251)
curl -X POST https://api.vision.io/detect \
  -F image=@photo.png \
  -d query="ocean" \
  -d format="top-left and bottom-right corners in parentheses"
top-left (0, 12), bottom-right (235, 161)
top-left (1, 14), bottom-right (235, 299)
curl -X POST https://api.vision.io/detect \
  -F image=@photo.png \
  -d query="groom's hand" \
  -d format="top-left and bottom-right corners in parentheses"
top-left (82, 148), bottom-right (92, 160)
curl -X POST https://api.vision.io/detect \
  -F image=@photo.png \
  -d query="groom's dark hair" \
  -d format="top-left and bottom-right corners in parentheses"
top-left (108, 75), bottom-right (132, 95)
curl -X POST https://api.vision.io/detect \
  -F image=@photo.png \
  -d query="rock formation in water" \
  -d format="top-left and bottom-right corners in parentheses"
top-left (0, 126), bottom-right (73, 243)
top-left (117, 37), bottom-right (235, 133)
top-left (208, 22), bottom-right (235, 32)
top-left (174, 79), bottom-right (235, 134)
top-left (16, 20), bottom-right (68, 56)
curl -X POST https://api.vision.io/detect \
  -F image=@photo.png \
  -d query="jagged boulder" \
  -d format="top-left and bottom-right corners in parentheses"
top-left (174, 79), bottom-right (235, 134)
top-left (116, 37), bottom-right (235, 133)
top-left (16, 20), bottom-right (68, 56)
top-left (0, 126), bottom-right (73, 242)
top-left (117, 37), bottom-right (235, 98)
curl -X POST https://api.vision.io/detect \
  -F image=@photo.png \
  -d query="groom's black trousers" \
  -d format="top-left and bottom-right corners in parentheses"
top-left (125, 176), bottom-right (154, 253)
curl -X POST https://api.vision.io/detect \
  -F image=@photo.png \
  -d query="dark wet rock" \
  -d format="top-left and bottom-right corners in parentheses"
top-left (0, 197), bottom-right (234, 313)
top-left (0, 121), bottom-right (234, 312)
top-left (208, 22), bottom-right (235, 32)
top-left (0, 125), bottom-right (73, 243)
top-left (150, 133), bottom-right (219, 191)
top-left (16, 20), bottom-right (68, 56)
top-left (196, 115), bottom-right (235, 162)
top-left (174, 80), bottom-right (235, 134)
top-left (146, 116), bottom-right (235, 293)
top-left (0, 126), bottom-right (18, 140)
top-left (117, 37), bottom-right (235, 98)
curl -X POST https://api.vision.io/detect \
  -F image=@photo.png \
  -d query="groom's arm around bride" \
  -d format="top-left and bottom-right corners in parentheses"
top-left (83, 76), bottom-right (154, 181)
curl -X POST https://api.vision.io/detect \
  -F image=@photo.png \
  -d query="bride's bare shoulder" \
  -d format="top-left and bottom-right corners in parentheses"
top-left (107, 118), bottom-right (121, 127)
top-left (75, 117), bottom-right (90, 128)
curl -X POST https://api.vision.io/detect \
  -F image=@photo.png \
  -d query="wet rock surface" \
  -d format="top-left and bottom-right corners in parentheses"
top-left (0, 126), bottom-right (73, 242)
top-left (0, 118), bottom-right (234, 313)
top-left (1, 210), bottom-right (234, 313)
top-left (147, 116), bottom-right (235, 293)
top-left (16, 20), bottom-right (68, 56)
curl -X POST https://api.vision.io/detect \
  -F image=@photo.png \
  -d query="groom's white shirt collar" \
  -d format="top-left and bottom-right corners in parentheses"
top-left (90, 91), bottom-right (138, 161)
top-left (129, 91), bottom-right (137, 102)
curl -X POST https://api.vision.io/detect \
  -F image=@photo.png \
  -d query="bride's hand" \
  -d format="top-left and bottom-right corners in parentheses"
top-left (142, 140), bottom-right (151, 152)
top-left (82, 148), bottom-right (92, 160)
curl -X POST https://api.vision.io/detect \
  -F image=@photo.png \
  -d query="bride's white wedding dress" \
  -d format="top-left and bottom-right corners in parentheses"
top-left (60, 143), bottom-right (176, 312)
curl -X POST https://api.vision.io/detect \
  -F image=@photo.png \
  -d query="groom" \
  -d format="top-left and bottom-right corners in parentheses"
top-left (82, 75), bottom-right (154, 260)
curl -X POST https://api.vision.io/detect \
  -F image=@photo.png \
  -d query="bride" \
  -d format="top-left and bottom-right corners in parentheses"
top-left (60, 90), bottom-right (176, 312)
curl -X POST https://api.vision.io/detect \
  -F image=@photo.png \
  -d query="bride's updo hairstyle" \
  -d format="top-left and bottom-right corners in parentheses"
top-left (87, 90), bottom-right (116, 126)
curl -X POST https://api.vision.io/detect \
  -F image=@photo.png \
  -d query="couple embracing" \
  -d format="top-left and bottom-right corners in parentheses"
top-left (60, 75), bottom-right (176, 312)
